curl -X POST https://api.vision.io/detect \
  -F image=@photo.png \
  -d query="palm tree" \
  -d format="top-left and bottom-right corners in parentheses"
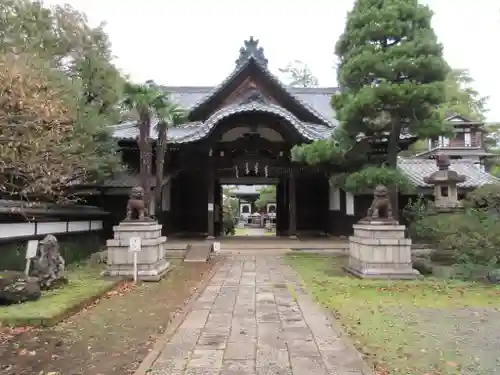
top-left (154, 101), bottom-right (186, 213)
top-left (123, 82), bottom-right (171, 212)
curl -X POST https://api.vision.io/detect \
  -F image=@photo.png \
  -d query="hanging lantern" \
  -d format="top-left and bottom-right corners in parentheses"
top-left (264, 165), bottom-right (268, 177)
top-left (235, 165), bottom-right (239, 178)
top-left (254, 161), bottom-right (259, 175)
top-left (245, 162), bottom-right (249, 175)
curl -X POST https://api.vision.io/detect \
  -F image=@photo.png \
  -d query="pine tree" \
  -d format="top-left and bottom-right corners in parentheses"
top-left (333, 0), bottom-right (449, 168)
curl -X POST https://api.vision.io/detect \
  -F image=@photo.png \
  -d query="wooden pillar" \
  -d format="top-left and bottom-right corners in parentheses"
top-left (214, 180), bottom-right (222, 236)
top-left (207, 170), bottom-right (215, 239)
top-left (288, 169), bottom-right (297, 238)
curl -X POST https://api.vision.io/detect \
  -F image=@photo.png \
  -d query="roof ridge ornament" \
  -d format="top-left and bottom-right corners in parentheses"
top-left (235, 37), bottom-right (268, 68)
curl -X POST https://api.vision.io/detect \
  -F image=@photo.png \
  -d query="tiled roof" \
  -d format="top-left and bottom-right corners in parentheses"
top-left (397, 158), bottom-right (500, 188)
top-left (184, 55), bottom-right (336, 127)
top-left (110, 104), bottom-right (334, 143)
top-left (110, 50), bottom-right (338, 143)
top-left (110, 121), bottom-right (204, 142)
top-left (444, 114), bottom-right (484, 126)
top-left (414, 147), bottom-right (494, 158)
top-left (162, 85), bottom-right (338, 127)
top-left (228, 185), bottom-right (263, 195)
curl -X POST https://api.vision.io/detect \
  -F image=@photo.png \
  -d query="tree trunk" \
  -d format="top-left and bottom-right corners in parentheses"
top-left (387, 119), bottom-right (403, 221)
top-left (138, 109), bottom-right (152, 215)
top-left (155, 123), bottom-right (167, 214)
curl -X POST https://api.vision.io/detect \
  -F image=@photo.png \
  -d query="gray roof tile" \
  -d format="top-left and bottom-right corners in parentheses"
top-left (111, 54), bottom-right (339, 143)
top-left (159, 85), bottom-right (339, 126)
top-left (397, 158), bottom-right (500, 188)
top-left (111, 120), bottom-right (204, 142)
top-left (228, 185), bottom-right (264, 195)
top-left (110, 104), bottom-right (334, 143)
top-left (181, 56), bottom-right (335, 127)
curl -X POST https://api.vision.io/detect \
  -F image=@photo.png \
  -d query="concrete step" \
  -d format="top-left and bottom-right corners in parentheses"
top-left (184, 243), bottom-right (213, 262)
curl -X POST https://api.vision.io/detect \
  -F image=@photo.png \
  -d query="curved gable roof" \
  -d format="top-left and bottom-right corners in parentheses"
top-left (185, 56), bottom-right (335, 127)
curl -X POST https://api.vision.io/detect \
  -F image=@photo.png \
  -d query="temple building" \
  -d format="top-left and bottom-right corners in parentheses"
top-left (90, 37), bottom-right (499, 238)
top-left (415, 114), bottom-right (493, 170)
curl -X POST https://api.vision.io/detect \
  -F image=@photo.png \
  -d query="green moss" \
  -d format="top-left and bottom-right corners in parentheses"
top-left (286, 254), bottom-right (500, 374)
top-left (0, 265), bottom-right (115, 326)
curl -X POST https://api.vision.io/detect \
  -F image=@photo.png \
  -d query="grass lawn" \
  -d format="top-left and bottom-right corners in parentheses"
top-left (0, 260), bottom-right (216, 375)
top-left (0, 265), bottom-right (115, 326)
top-left (234, 228), bottom-right (248, 236)
top-left (233, 228), bottom-right (276, 236)
top-left (286, 254), bottom-right (500, 375)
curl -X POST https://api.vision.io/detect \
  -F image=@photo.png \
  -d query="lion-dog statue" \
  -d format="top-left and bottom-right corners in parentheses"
top-left (126, 186), bottom-right (147, 221)
top-left (365, 185), bottom-right (393, 220)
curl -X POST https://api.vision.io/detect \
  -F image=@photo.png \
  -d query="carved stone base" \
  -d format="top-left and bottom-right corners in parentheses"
top-left (102, 220), bottom-right (170, 282)
top-left (344, 222), bottom-right (421, 279)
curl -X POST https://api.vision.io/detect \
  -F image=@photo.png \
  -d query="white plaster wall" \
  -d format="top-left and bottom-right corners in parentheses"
top-left (345, 191), bottom-right (355, 216)
top-left (0, 223), bottom-right (35, 239)
top-left (329, 186), bottom-right (341, 211)
top-left (0, 220), bottom-right (103, 239)
top-left (38, 222), bottom-right (67, 234)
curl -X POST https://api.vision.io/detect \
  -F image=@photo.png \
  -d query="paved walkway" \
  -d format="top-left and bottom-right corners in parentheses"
top-left (149, 256), bottom-right (369, 375)
top-left (245, 228), bottom-right (266, 236)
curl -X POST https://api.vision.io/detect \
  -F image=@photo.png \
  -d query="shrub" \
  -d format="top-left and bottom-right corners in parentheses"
top-left (344, 166), bottom-right (414, 194)
top-left (410, 209), bottom-right (500, 267)
top-left (465, 184), bottom-right (500, 213)
top-left (402, 195), bottom-right (429, 224)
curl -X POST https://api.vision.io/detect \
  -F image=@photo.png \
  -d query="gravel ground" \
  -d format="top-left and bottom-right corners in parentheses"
top-left (387, 306), bottom-right (500, 374)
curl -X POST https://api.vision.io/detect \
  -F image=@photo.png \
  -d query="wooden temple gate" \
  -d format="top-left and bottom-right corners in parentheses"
top-left (100, 37), bottom-right (417, 239)
top-left (159, 112), bottom-right (330, 239)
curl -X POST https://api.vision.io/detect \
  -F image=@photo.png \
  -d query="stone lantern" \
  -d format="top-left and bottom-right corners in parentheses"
top-left (424, 154), bottom-right (466, 210)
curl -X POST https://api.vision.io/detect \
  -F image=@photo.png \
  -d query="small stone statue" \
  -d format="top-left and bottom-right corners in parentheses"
top-left (126, 186), bottom-right (147, 220)
top-left (365, 185), bottom-right (393, 220)
top-left (30, 234), bottom-right (67, 290)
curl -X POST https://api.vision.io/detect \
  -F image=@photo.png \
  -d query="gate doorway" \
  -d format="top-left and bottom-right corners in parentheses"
top-left (220, 183), bottom-right (277, 237)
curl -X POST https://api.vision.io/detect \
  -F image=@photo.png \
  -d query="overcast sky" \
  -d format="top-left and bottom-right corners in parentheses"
top-left (44, 0), bottom-right (500, 122)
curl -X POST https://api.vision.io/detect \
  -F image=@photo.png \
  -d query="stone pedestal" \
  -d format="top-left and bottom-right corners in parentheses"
top-left (102, 220), bottom-right (170, 281)
top-left (345, 221), bottom-right (420, 279)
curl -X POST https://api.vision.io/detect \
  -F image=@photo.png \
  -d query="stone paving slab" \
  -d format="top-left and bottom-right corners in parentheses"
top-left (148, 256), bottom-right (371, 375)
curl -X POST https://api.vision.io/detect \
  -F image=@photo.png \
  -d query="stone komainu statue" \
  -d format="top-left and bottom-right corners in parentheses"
top-left (30, 234), bottom-right (67, 290)
top-left (366, 185), bottom-right (393, 219)
top-left (126, 186), bottom-right (147, 220)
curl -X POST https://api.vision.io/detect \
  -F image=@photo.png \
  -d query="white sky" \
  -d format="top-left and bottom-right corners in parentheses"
top-left (44, 0), bottom-right (500, 122)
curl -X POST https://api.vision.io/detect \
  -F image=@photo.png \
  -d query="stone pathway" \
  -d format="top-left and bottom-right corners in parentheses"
top-left (245, 228), bottom-right (266, 236)
top-left (148, 256), bottom-right (370, 375)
